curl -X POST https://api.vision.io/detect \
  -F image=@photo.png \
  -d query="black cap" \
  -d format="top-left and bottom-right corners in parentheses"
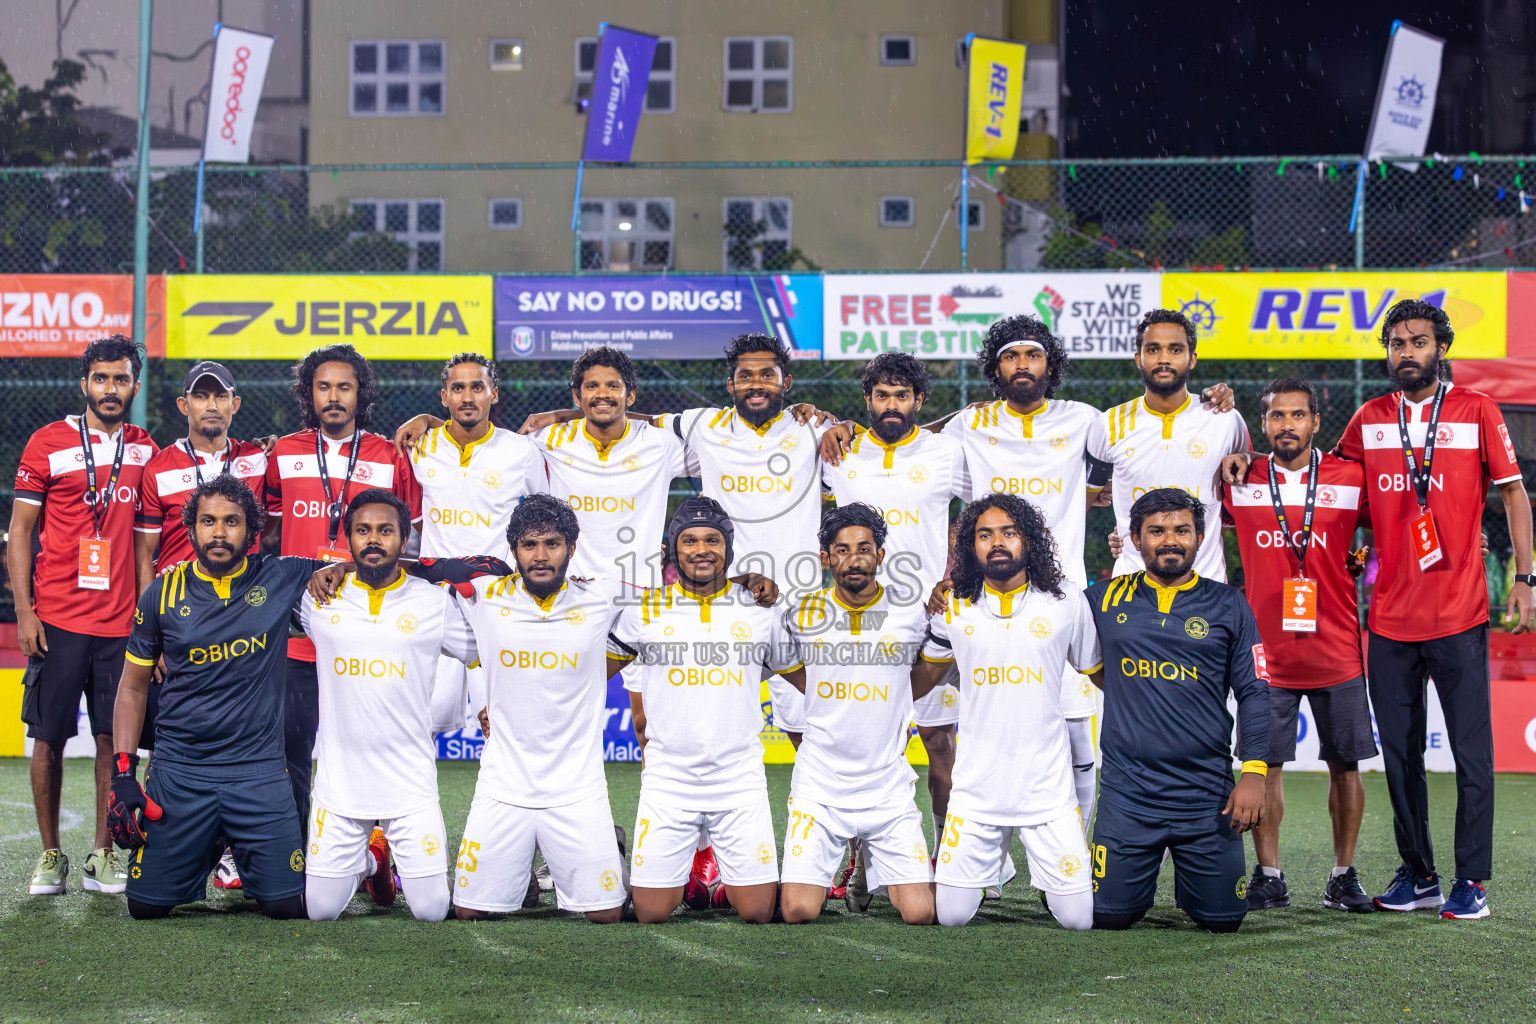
top-left (183, 360), bottom-right (236, 394)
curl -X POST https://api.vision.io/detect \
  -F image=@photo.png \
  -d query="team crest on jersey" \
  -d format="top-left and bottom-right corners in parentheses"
top-left (397, 614), bottom-right (418, 635)
top-left (756, 843), bottom-right (773, 864)
top-left (1029, 617), bottom-right (1052, 639)
top-left (1318, 486), bottom-right (1338, 506)
top-left (483, 471), bottom-right (502, 489)
top-left (1186, 439), bottom-right (1208, 459)
top-left (1080, 677), bottom-right (1093, 696)
top-left (1235, 876), bottom-right (1248, 900)
top-left (355, 464), bottom-right (373, 482)
top-left (1060, 855), bottom-right (1082, 877)
top-left (598, 869), bottom-right (619, 892)
top-left (622, 456), bottom-right (642, 472)
top-left (421, 834), bottom-right (440, 856)
top-left (877, 635), bottom-right (900, 658)
top-left (781, 437), bottom-right (798, 451)
top-left (1050, 433), bottom-right (1069, 450)
top-left (246, 586), bottom-right (268, 607)
top-left (1436, 425), bottom-right (1455, 445)
top-left (912, 843), bottom-right (927, 862)
top-left (1184, 616), bottom-right (1209, 640)
top-left (909, 465), bottom-right (929, 484)
top-left (236, 459), bottom-right (254, 474)
top-left (566, 608), bottom-right (586, 626)
top-left (941, 689), bottom-right (957, 708)
top-left (290, 849), bottom-right (305, 872)
top-left (731, 621), bottom-right (753, 641)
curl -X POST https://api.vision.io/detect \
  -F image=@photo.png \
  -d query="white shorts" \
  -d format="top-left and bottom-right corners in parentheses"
top-left (780, 794), bottom-right (932, 888)
top-left (430, 657), bottom-right (482, 734)
top-left (455, 790), bottom-right (626, 914)
top-left (307, 801), bottom-right (448, 880)
top-left (934, 805), bottom-right (1091, 895)
top-left (1060, 669), bottom-right (1098, 720)
top-left (631, 788), bottom-right (779, 888)
top-left (913, 685), bottom-right (960, 728)
top-left (768, 673), bottom-right (806, 734)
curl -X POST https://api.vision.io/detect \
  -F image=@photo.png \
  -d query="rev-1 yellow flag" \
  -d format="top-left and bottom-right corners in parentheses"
top-left (965, 37), bottom-right (1027, 164)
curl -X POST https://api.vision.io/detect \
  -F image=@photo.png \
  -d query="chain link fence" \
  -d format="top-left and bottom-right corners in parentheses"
top-left (3, 155), bottom-right (1534, 275)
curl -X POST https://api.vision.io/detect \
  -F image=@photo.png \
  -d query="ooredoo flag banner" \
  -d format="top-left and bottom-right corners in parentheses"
top-left (965, 37), bottom-right (1027, 165)
top-left (201, 26), bottom-right (275, 163)
top-left (582, 26), bottom-right (659, 163)
top-left (1363, 21), bottom-right (1443, 171)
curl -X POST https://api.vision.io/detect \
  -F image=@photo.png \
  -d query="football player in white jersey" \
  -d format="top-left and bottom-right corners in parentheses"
top-left (781, 503), bottom-right (935, 925)
top-left (1088, 309), bottom-right (1249, 582)
top-left (911, 494), bottom-right (1102, 930)
top-left (608, 497), bottom-right (805, 925)
top-left (299, 489), bottom-right (477, 922)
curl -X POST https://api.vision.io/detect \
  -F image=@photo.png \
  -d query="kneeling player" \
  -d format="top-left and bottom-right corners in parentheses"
top-left (780, 503), bottom-right (934, 924)
top-left (108, 476), bottom-right (327, 919)
top-left (1085, 488), bottom-right (1269, 933)
top-left (300, 490), bottom-right (476, 922)
top-left (608, 497), bottom-right (804, 924)
top-left (910, 495), bottom-right (1100, 930)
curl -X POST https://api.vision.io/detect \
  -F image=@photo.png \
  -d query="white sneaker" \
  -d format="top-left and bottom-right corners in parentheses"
top-left (212, 849), bottom-right (242, 889)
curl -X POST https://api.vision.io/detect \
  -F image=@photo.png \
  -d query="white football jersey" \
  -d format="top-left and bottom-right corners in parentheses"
top-left (822, 426), bottom-right (965, 597)
top-left (456, 574), bottom-right (625, 809)
top-left (1088, 395), bottom-right (1249, 582)
top-left (920, 580), bottom-right (1101, 824)
top-left (943, 398), bottom-right (1104, 587)
top-left (299, 572), bottom-right (476, 819)
top-left (534, 418), bottom-right (687, 586)
top-left (411, 424), bottom-right (548, 560)
top-left (788, 585), bottom-right (928, 809)
top-left (609, 582), bottom-right (803, 810)
top-left (660, 407), bottom-right (830, 588)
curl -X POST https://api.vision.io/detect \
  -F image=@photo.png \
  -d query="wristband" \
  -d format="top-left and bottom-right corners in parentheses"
top-left (1515, 574), bottom-right (1535, 587)
top-left (1240, 760), bottom-right (1268, 777)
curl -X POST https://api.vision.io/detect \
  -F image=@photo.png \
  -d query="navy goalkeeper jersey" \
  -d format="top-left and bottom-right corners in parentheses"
top-left (1086, 571), bottom-right (1270, 820)
top-left (127, 554), bottom-right (322, 775)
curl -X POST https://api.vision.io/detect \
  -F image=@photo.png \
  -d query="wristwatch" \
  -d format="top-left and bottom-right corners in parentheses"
top-left (1515, 574), bottom-right (1536, 587)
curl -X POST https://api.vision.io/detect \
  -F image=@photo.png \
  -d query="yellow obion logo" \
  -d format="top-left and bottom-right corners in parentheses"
top-left (168, 275), bottom-right (493, 359)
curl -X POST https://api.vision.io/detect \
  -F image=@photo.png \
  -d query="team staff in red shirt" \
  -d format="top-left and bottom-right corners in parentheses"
top-left (263, 344), bottom-right (417, 833)
top-left (1338, 300), bottom-right (1533, 920)
top-left (1223, 379), bottom-right (1377, 915)
top-left (8, 335), bottom-right (158, 897)
top-left (135, 361), bottom-right (268, 581)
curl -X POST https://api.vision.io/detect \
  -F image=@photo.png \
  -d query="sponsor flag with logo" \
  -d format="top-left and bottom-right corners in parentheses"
top-left (581, 26), bottom-right (658, 163)
top-left (965, 37), bottom-right (1027, 164)
top-left (201, 26), bottom-right (275, 163)
top-left (1363, 22), bottom-right (1443, 171)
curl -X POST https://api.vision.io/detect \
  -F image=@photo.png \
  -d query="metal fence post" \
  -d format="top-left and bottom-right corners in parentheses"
top-left (130, 0), bottom-right (154, 429)
top-left (1354, 158), bottom-right (1365, 412)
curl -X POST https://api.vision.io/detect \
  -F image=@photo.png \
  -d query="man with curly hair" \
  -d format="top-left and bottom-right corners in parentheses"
top-left (264, 344), bottom-right (418, 835)
top-left (909, 494), bottom-right (1102, 929)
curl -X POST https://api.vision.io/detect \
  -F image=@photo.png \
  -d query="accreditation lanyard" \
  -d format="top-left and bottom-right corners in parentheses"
top-left (1397, 383), bottom-right (1446, 570)
top-left (77, 415), bottom-right (124, 591)
top-left (180, 439), bottom-right (233, 486)
top-left (315, 432), bottom-right (362, 546)
top-left (1268, 450), bottom-right (1320, 633)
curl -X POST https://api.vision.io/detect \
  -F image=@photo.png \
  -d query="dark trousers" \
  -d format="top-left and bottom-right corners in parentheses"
top-left (1366, 624), bottom-right (1494, 880)
top-left (283, 657), bottom-right (319, 841)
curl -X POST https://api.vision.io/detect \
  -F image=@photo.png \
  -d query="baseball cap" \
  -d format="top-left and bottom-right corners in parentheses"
top-left (183, 360), bottom-right (236, 394)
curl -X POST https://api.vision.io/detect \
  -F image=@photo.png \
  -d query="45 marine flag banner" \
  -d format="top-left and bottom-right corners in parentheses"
top-left (582, 26), bottom-right (659, 163)
top-left (965, 37), bottom-right (1027, 164)
top-left (168, 275), bottom-right (492, 358)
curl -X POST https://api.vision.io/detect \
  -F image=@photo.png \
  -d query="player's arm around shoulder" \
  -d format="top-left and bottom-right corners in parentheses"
top-left (910, 603), bottom-right (955, 699)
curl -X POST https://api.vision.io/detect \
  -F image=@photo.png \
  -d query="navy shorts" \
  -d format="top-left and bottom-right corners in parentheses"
top-left (126, 762), bottom-right (305, 907)
top-left (1091, 797), bottom-right (1249, 923)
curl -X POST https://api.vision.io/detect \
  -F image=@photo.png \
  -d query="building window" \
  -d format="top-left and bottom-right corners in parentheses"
top-left (351, 198), bottom-right (445, 270)
top-left (578, 198), bottom-right (673, 271)
top-left (489, 39), bottom-right (524, 70)
top-left (487, 198), bottom-right (522, 229)
top-left (879, 196), bottom-right (915, 228)
top-left (880, 36), bottom-right (916, 66)
top-left (723, 196), bottom-right (792, 270)
top-left (350, 40), bottom-right (445, 116)
top-left (722, 37), bottom-right (792, 112)
top-left (954, 199), bottom-right (985, 232)
top-left (574, 37), bottom-right (676, 113)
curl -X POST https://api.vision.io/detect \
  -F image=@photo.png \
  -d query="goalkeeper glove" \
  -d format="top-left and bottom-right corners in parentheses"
top-left (411, 556), bottom-right (515, 597)
top-left (107, 752), bottom-right (161, 850)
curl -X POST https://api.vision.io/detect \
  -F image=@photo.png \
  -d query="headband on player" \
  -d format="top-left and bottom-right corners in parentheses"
top-left (666, 496), bottom-right (735, 572)
top-left (997, 339), bottom-right (1047, 357)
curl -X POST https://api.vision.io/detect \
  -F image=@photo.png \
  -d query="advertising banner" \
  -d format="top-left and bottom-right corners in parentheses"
top-left (823, 272), bottom-right (1159, 361)
top-left (1363, 22), bottom-right (1444, 171)
top-left (1161, 272), bottom-right (1505, 359)
top-left (167, 275), bottom-right (492, 359)
top-left (494, 274), bottom-right (822, 360)
top-left (581, 26), bottom-right (658, 163)
top-left (0, 274), bottom-right (165, 357)
top-left (965, 37), bottom-right (1027, 164)
top-left (201, 26), bottom-right (276, 164)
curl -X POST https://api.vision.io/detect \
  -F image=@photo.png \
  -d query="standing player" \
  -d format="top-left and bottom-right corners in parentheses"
top-left (135, 361), bottom-right (268, 583)
top-left (264, 344), bottom-right (415, 835)
top-left (780, 503), bottom-right (935, 925)
top-left (107, 475), bottom-right (325, 919)
top-left (1089, 309), bottom-right (1250, 582)
top-left (1222, 380), bottom-right (1377, 913)
top-left (10, 335), bottom-right (157, 897)
top-left (1333, 300), bottom-right (1532, 920)
top-left (608, 497), bottom-right (804, 924)
top-left (910, 494), bottom-right (1101, 930)
top-left (1085, 488), bottom-right (1269, 933)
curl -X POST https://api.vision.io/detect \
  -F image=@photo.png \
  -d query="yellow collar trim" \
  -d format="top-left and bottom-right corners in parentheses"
top-left (866, 426), bottom-right (918, 469)
top-left (831, 583), bottom-right (882, 635)
top-left (1146, 572), bottom-right (1199, 614)
top-left (583, 418), bottom-right (631, 462)
top-left (520, 579), bottom-right (569, 614)
top-left (674, 580), bottom-right (732, 623)
top-left (732, 406), bottom-right (784, 437)
top-left (1141, 394), bottom-right (1191, 440)
top-left (444, 423), bottom-right (494, 468)
top-left (1003, 399), bottom-right (1049, 439)
top-left (983, 580), bottom-right (1028, 618)
top-left (193, 558), bottom-right (248, 600)
top-left (350, 569), bottom-right (407, 615)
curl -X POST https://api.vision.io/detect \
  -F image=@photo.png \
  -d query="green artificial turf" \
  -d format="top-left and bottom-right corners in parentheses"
top-left (0, 758), bottom-right (1533, 1023)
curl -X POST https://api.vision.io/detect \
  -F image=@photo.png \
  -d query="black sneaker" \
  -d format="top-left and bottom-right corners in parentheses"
top-left (1323, 867), bottom-right (1375, 913)
top-left (1246, 868), bottom-right (1290, 909)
